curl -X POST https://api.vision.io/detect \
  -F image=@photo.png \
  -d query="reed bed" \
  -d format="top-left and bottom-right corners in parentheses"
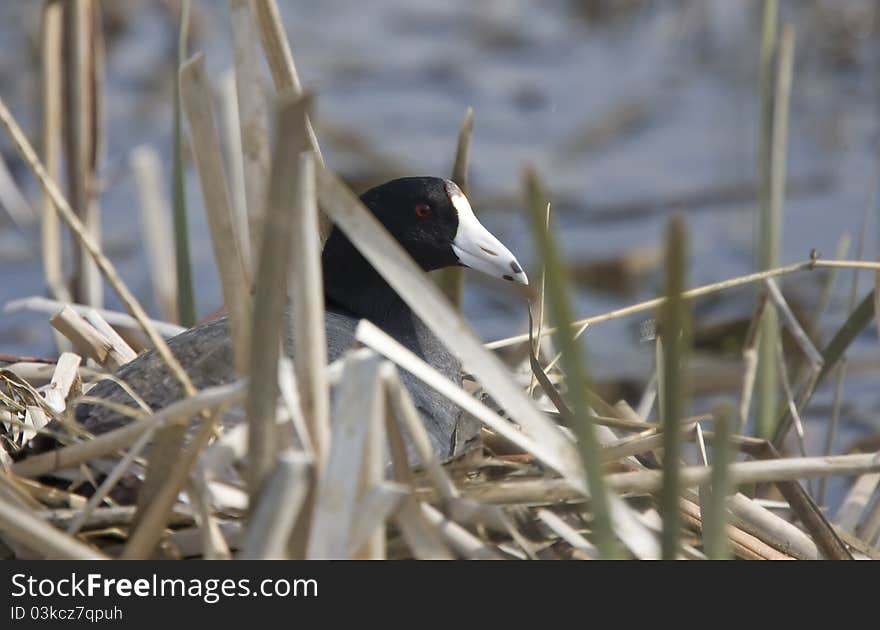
top-left (0, 1), bottom-right (878, 560)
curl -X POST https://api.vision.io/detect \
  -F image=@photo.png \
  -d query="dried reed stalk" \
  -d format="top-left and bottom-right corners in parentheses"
top-left (218, 71), bottom-right (250, 257)
top-left (286, 151), bottom-right (329, 467)
top-left (449, 453), bottom-right (880, 504)
top-left (5, 296), bottom-right (185, 338)
top-left (246, 96), bottom-right (308, 494)
top-left (43, 352), bottom-right (81, 413)
top-left (239, 451), bottom-right (311, 559)
top-left (63, 0), bottom-right (103, 307)
top-left (179, 53), bottom-right (252, 372)
top-left (487, 259), bottom-right (815, 350)
top-left (39, 0), bottom-right (69, 308)
top-left (230, 0), bottom-right (271, 262)
top-left (50, 306), bottom-right (112, 367)
top-left (250, 0), bottom-right (329, 242)
top-left (84, 309), bottom-right (137, 366)
top-left (679, 498), bottom-right (793, 560)
top-left (0, 490), bottom-right (106, 560)
top-left (307, 350), bottom-right (383, 559)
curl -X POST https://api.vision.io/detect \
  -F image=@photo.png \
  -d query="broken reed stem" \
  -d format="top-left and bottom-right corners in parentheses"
top-left (246, 97), bottom-right (307, 496)
top-left (524, 167), bottom-right (620, 559)
top-left (172, 0), bottom-right (196, 327)
top-left (659, 216), bottom-right (690, 559)
top-left (50, 305), bottom-right (112, 366)
top-left (0, 96), bottom-right (196, 398)
top-left (437, 106), bottom-right (474, 308)
top-left (44, 351), bottom-right (81, 413)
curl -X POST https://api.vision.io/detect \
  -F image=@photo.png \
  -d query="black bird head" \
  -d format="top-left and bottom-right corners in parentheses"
top-left (351, 176), bottom-right (528, 283)
top-left (322, 176), bottom-right (527, 321)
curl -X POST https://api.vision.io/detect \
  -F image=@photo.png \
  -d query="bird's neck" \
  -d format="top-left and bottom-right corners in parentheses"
top-left (322, 236), bottom-right (413, 325)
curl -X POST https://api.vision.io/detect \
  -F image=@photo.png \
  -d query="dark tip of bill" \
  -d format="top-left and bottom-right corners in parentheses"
top-left (510, 261), bottom-right (522, 274)
top-left (503, 274), bottom-right (514, 281)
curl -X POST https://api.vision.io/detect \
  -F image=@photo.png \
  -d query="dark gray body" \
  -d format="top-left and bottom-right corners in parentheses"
top-left (76, 308), bottom-right (479, 461)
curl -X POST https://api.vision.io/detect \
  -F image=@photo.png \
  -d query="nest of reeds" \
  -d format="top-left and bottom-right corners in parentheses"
top-left (0, 1), bottom-right (878, 560)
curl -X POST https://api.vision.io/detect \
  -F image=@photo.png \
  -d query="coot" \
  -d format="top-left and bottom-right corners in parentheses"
top-left (77, 177), bottom-right (527, 460)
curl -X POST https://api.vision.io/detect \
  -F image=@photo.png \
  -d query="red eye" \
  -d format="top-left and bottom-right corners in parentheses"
top-left (415, 203), bottom-right (432, 218)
